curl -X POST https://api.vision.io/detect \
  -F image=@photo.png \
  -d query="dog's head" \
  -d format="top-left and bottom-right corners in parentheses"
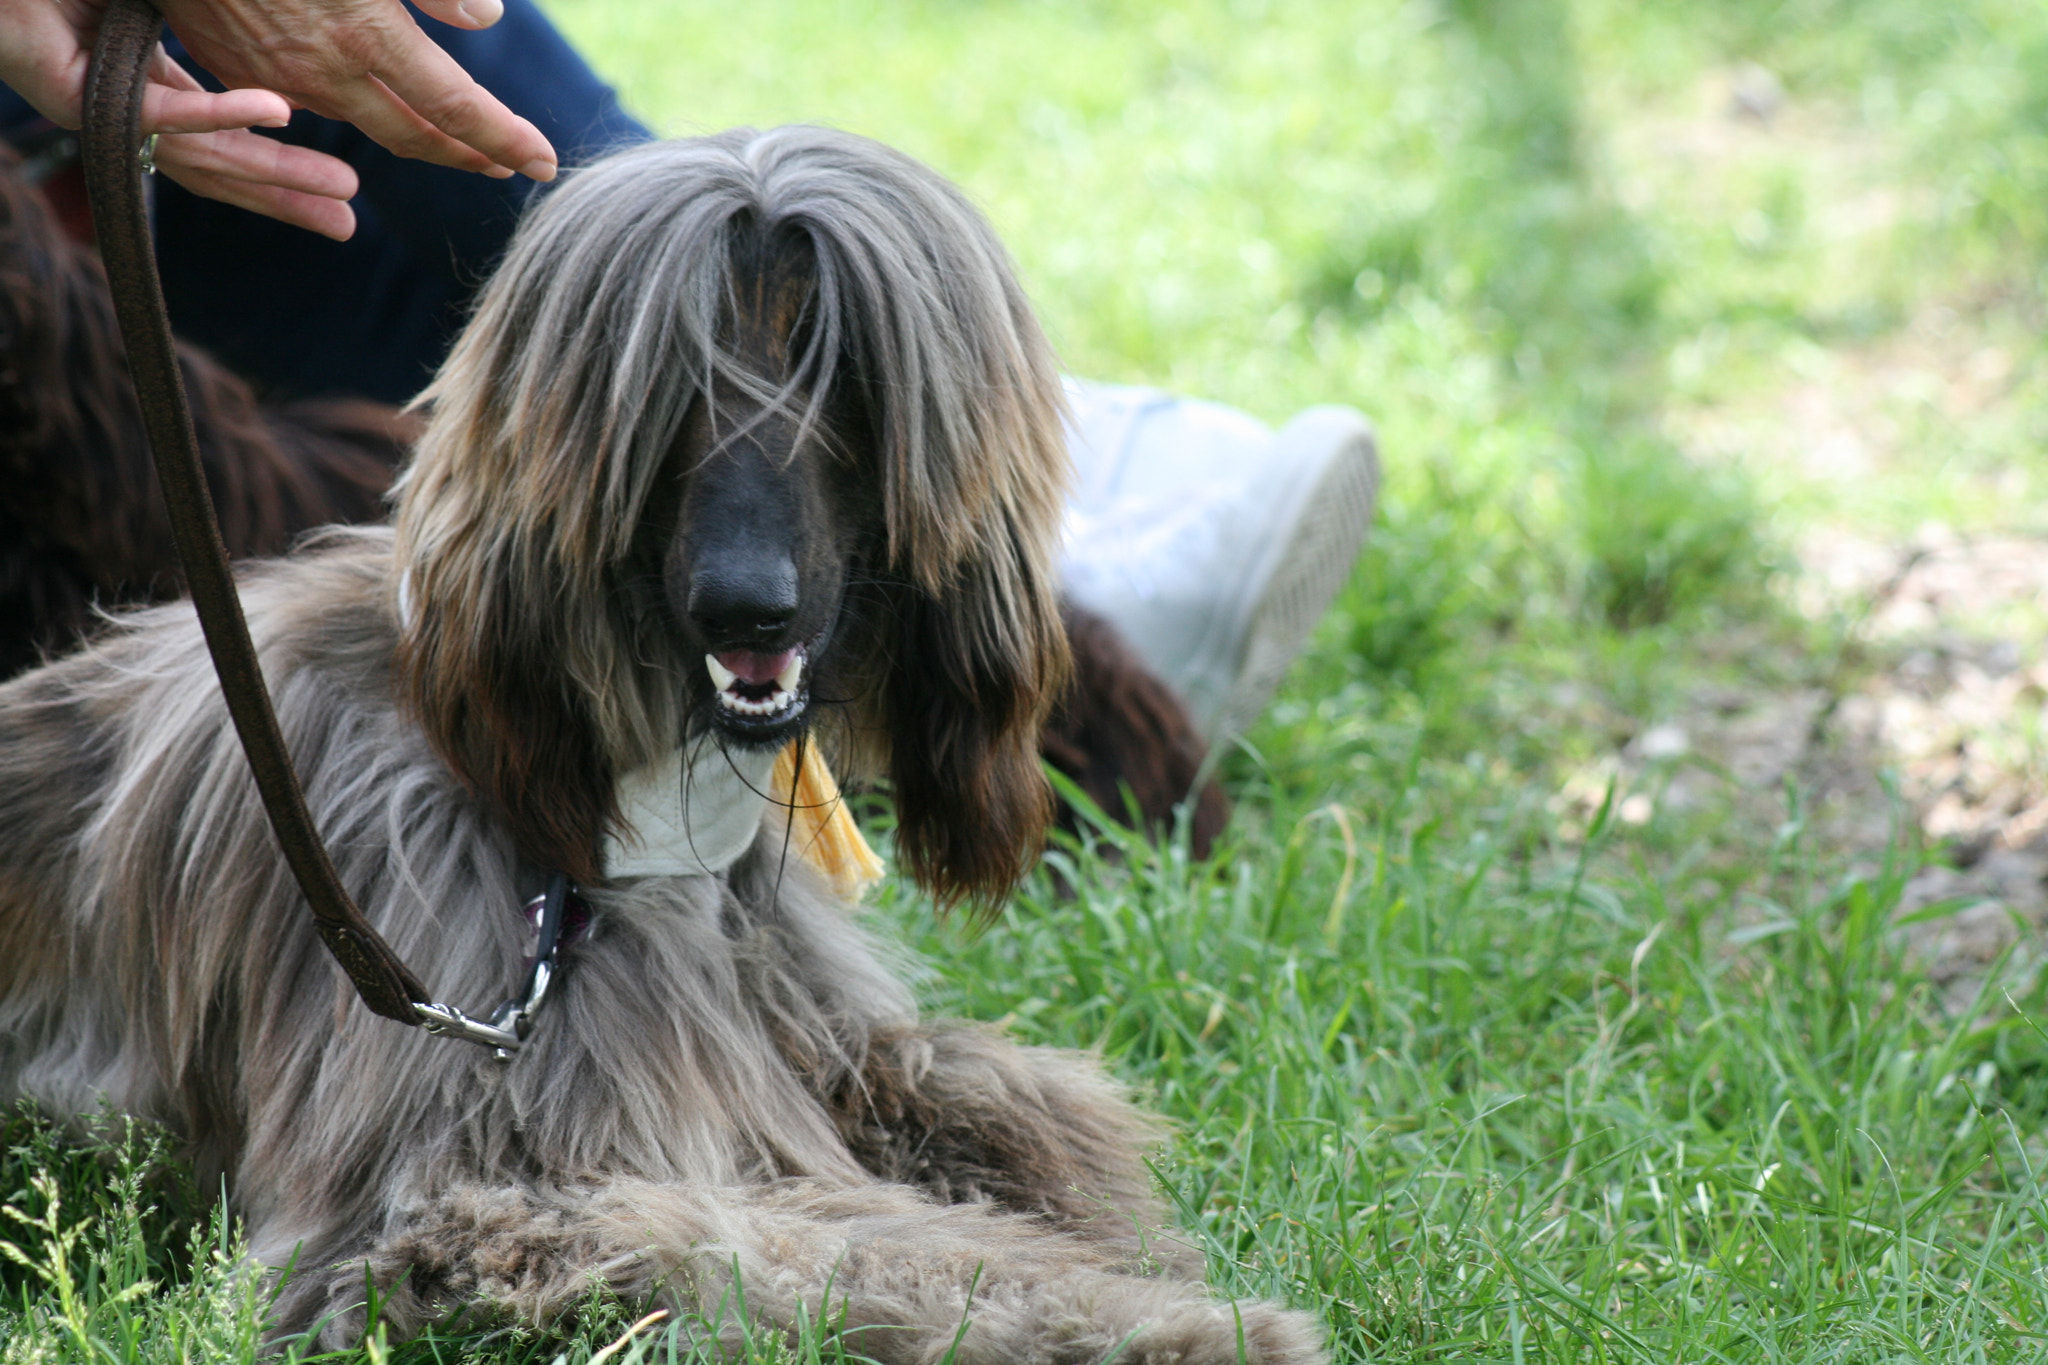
top-left (393, 128), bottom-right (1070, 910)
top-left (0, 141), bottom-right (205, 633)
top-left (0, 141), bottom-right (68, 433)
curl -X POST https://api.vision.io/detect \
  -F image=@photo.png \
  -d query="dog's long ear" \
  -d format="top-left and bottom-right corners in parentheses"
top-left (393, 545), bottom-right (618, 887)
top-left (883, 526), bottom-right (1070, 914)
top-left (851, 259), bottom-right (1070, 914)
top-left (763, 125), bottom-right (1074, 913)
top-left (388, 144), bottom-right (729, 885)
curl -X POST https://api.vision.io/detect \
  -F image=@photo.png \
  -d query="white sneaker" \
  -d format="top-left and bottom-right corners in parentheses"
top-left (1059, 378), bottom-right (1381, 754)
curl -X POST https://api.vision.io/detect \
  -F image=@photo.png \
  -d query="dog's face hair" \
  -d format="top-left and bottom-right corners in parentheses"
top-left (631, 228), bottom-right (872, 749)
top-left (393, 128), bottom-right (1071, 908)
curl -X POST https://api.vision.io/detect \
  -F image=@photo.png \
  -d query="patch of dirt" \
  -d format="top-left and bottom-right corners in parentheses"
top-left (1553, 64), bottom-right (2048, 1005)
top-left (1604, 66), bottom-right (2048, 1008)
top-left (1580, 524), bottom-right (2048, 1014)
top-left (1799, 531), bottom-right (2048, 1008)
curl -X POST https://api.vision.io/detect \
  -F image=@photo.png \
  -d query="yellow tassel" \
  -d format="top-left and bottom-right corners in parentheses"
top-left (769, 742), bottom-right (887, 902)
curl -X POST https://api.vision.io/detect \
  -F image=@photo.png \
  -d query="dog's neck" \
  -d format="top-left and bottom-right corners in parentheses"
top-left (604, 744), bottom-right (778, 879)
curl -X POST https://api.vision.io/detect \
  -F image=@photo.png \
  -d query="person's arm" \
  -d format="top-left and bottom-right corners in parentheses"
top-left (0, 0), bottom-right (557, 241)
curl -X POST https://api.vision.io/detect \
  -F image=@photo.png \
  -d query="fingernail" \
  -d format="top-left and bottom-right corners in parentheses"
top-left (517, 157), bottom-right (557, 182)
top-left (483, 164), bottom-right (514, 179)
top-left (460, 0), bottom-right (504, 24)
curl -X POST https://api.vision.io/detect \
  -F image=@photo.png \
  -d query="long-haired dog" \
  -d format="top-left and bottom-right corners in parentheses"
top-left (0, 128), bottom-right (1313, 1359)
top-left (0, 142), bottom-right (413, 681)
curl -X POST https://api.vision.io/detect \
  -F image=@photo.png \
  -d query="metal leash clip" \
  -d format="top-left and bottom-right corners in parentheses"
top-left (416, 871), bottom-right (579, 1058)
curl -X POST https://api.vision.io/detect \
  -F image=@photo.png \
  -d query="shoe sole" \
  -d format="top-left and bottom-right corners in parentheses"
top-left (1196, 407), bottom-right (1380, 762)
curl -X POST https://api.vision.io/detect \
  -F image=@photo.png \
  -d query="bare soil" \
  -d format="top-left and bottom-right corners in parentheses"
top-left (1586, 67), bottom-right (2048, 1008)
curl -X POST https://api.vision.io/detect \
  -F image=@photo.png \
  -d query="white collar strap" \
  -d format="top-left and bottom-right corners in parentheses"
top-left (604, 743), bottom-right (779, 880)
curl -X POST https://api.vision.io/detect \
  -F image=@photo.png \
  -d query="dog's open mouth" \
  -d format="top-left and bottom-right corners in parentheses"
top-left (706, 647), bottom-right (808, 729)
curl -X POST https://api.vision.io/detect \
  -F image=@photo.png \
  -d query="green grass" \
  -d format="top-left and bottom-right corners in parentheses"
top-left (14, 0), bottom-right (2048, 1358)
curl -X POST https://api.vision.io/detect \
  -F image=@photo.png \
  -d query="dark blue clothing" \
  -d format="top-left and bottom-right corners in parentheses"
top-left (2, 0), bottom-right (651, 403)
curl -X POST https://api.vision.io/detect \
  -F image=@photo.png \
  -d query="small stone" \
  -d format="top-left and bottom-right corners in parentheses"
top-left (1729, 62), bottom-right (1785, 122)
top-left (1639, 724), bottom-right (1690, 761)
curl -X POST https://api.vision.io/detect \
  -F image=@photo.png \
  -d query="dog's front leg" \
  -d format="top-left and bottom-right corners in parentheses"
top-left (292, 1178), bottom-right (1325, 1364)
top-left (825, 1024), bottom-right (1196, 1269)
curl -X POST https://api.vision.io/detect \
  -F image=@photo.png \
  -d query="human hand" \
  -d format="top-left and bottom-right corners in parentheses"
top-left (0, 0), bottom-right (559, 241)
top-left (1, 0), bottom-right (360, 237)
top-left (156, 0), bottom-right (558, 184)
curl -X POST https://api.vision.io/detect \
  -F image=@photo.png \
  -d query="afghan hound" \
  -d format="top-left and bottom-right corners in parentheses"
top-left (0, 141), bottom-right (414, 681)
top-left (0, 140), bottom-right (1226, 856)
top-left (0, 128), bottom-right (1314, 1358)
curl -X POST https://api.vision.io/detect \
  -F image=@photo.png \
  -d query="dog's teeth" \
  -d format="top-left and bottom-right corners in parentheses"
top-left (706, 654), bottom-right (737, 691)
top-left (718, 690), bottom-right (784, 716)
top-left (776, 653), bottom-right (804, 693)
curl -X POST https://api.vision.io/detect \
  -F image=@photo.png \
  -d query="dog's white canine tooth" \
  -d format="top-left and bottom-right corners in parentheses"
top-left (776, 653), bottom-right (804, 693)
top-left (706, 654), bottom-right (737, 691)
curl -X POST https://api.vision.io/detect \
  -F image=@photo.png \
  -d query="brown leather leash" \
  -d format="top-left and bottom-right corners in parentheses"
top-left (81, 0), bottom-right (558, 1053)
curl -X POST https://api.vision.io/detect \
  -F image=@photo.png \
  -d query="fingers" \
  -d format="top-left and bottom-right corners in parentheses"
top-left (164, 126), bottom-right (361, 202)
top-left (139, 45), bottom-right (293, 133)
top-left (139, 83), bottom-right (292, 134)
top-left (160, 0), bottom-right (557, 183)
top-left (154, 129), bottom-right (360, 240)
top-left (299, 66), bottom-right (529, 179)
top-left (325, 8), bottom-right (555, 179)
top-left (0, 0), bottom-right (82, 121)
top-left (409, 0), bottom-right (505, 31)
top-left (163, 165), bottom-right (357, 240)
top-left (332, 46), bottom-right (555, 182)
top-left (140, 47), bottom-right (357, 239)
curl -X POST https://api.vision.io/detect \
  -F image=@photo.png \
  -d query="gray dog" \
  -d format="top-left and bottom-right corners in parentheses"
top-left (0, 127), bottom-right (1322, 1361)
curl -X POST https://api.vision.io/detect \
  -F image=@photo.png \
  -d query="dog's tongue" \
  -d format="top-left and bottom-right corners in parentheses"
top-left (715, 648), bottom-right (798, 687)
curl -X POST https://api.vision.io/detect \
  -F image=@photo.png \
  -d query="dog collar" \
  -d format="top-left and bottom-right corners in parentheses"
top-left (430, 747), bottom-right (773, 1061)
top-left (605, 744), bottom-right (779, 879)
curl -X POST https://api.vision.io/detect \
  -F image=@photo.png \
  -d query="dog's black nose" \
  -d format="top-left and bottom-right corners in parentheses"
top-left (687, 558), bottom-right (799, 643)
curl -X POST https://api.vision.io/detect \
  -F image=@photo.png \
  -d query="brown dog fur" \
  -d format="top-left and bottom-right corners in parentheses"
top-left (0, 142), bottom-right (411, 680)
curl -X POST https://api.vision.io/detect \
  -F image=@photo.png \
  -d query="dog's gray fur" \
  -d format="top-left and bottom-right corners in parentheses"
top-left (0, 128), bottom-right (1323, 1361)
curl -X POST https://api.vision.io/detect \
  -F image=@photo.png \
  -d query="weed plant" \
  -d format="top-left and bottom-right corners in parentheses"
top-left (11, 0), bottom-right (2048, 1359)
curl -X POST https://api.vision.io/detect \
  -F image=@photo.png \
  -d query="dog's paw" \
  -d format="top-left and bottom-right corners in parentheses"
top-left (267, 1188), bottom-right (580, 1348)
top-left (1106, 1295), bottom-right (1327, 1365)
top-left (265, 1260), bottom-right (386, 1351)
